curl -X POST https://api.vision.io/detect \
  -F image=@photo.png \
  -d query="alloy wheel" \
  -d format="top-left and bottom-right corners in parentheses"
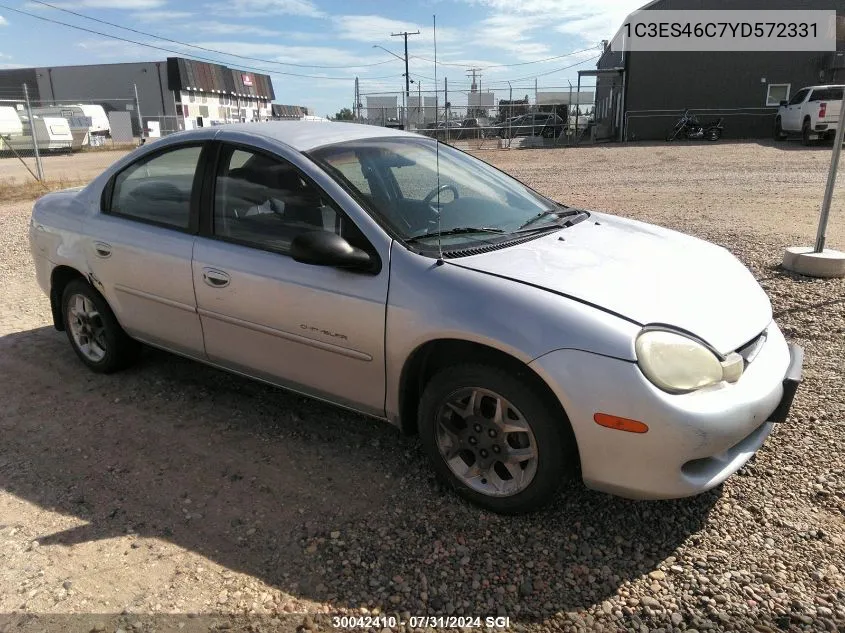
top-left (67, 293), bottom-right (107, 362)
top-left (435, 387), bottom-right (538, 497)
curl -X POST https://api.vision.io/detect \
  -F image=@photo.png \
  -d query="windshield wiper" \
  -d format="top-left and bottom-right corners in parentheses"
top-left (515, 208), bottom-right (588, 232)
top-left (405, 226), bottom-right (506, 244)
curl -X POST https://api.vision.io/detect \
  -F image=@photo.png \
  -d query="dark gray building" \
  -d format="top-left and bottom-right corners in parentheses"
top-left (593, 0), bottom-right (845, 141)
top-left (0, 57), bottom-right (276, 135)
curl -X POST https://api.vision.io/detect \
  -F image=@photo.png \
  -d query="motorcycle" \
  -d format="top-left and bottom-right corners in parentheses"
top-left (666, 110), bottom-right (724, 141)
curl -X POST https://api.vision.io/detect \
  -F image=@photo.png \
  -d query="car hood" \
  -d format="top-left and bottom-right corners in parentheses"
top-left (454, 212), bottom-right (772, 355)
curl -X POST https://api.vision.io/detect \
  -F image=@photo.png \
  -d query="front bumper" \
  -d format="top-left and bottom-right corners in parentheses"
top-left (767, 343), bottom-right (804, 423)
top-left (529, 322), bottom-right (803, 500)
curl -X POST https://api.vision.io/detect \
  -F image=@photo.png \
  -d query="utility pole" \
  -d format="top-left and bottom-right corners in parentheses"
top-left (466, 68), bottom-right (482, 117)
top-left (466, 68), bottom-right (482, 93)
top-left (391, 30), bottom-right (420, 127)
top-left (353, 76), bottom-right (359, 120)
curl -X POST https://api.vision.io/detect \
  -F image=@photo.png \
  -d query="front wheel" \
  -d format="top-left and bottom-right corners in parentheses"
top-left (62, 279), bottom-right (140, 373)
top-left (418, 364), bottom-right (574, 514)
top-left (774, 118), bottom-right (786, 141)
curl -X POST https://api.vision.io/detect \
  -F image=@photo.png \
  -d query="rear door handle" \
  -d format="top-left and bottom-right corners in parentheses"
top-left (202, 268), bottom-right (230, 288)
top-left (93, 241), bottom-right (112, 258)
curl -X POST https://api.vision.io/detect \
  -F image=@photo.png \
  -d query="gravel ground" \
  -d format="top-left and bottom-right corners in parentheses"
top-left (0, 140), bottom-right (844, 633)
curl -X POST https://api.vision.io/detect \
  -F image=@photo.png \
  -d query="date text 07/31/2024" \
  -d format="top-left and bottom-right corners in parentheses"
top-left (332, 615), bottom-right (511, 629)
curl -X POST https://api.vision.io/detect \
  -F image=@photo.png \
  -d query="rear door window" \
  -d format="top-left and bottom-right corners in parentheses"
top-left (109, 144), bottom-right (203, 230)
top-left (809, 88), bottom-right (844, 102)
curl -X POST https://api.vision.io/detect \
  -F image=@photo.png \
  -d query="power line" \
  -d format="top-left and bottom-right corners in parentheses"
top-left (484, 56), bottom-right (601, 85)
top-left (411, 45), bottom-right (602, 69)
top-left (0, 3), bottom-right (403, 81)
top-left (25, 0), bottom-right (398, 70)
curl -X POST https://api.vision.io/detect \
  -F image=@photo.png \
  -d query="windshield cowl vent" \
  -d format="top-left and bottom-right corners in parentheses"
top-left (442, 230), bottom-right (554, 258)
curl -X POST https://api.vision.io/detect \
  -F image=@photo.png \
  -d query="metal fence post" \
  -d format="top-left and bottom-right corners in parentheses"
top-left (134, 83), bottom-right (144, 141)
top-left (23, 83), bottom-right (44, 181)
top-left (814, 95), bottom-right (845, 253)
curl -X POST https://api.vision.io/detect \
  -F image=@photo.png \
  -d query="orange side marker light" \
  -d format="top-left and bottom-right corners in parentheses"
top-left (594, 413), bottom-right (649, 434)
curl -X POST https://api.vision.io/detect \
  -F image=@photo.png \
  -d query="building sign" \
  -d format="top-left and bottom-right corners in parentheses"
top-left (242, 74), bottom-right (253, 87)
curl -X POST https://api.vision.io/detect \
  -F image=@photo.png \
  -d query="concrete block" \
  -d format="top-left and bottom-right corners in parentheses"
top-left (782, 246), bottom-right (845, 278)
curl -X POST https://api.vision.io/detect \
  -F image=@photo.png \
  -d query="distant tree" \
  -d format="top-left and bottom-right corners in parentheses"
top-left (333, 107), bottom-right (354, 121)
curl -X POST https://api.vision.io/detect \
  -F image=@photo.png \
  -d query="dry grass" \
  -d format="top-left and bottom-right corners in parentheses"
top-left (79, 141), bottom-right (139, 153)
top-left (0, 177), bottom-right (87, 202)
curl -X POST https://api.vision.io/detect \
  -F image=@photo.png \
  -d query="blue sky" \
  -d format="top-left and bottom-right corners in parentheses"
top-left (0, 0), bottom-right (644, 116)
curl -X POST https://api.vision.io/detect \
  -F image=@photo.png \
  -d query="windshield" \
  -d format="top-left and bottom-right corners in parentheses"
top-left (309, 137), bottom-right (566, 250)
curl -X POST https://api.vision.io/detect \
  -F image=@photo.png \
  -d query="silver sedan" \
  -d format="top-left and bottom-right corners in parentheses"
top-left (29, 122), bottom-right (803, 513)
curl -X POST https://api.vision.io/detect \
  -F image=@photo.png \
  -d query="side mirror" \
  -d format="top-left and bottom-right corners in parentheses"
top-left (290, 231), bottom-right (374, 271)
top-left (780, 100), bottom-right (788, 107)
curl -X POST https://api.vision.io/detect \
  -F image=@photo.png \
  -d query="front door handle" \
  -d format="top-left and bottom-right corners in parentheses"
top-left (202, 268), bottom-right (230, 288)
top-left (93, 241), bottom-right (112, 258)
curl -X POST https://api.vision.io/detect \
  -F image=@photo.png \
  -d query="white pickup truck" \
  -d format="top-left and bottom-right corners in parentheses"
top-left (775, 85), bottom-right (843, 145)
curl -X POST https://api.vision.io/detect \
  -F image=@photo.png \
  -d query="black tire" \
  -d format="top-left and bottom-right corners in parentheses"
top-left (802, 120), bottom-right (813, 146)
top-left (61, 278), bottom-right (140, 373)
top-left (706, 128), bottom-right (722, 141)
top-left (418, 363), bottom-right (575, 514)
top-left (774, 118), bottom-right (786, 141)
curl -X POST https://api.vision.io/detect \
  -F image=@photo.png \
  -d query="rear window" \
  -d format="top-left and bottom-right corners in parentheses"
top-left (810, 88), bottom-right (844, 102)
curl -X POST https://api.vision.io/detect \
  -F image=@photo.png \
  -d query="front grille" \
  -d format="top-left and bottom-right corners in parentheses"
top-left (736, 330), bottom-right (767, 366)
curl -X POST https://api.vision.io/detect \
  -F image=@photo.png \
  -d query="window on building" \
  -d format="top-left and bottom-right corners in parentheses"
top-left (188, 92), bottom-right (195, 103)
top-left (766, 83), bottom-right (791, 106)
top-left (109, 145), bottom-right (203, 230)
top-left (199, 106), bottom-right (209, 118)
top-left (201, 92), bottom-right (208, 104)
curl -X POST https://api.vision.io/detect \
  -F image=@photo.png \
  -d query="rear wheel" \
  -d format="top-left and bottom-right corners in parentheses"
top-left (418, 364), bottom-right (574, 514)
top-left (62, 279), bottom-right (139, 373)
top-left (802, 120), bottom-right (814, 146)
top-left (706, 128), bottom-right (722, 141)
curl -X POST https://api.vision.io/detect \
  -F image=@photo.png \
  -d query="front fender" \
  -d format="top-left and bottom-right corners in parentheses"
top-left (384, 245), bottom-right (639, 421)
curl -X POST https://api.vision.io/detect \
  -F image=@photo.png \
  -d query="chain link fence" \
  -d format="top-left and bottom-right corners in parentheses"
top-left (354, 83), bottom-right (597, 150)
top-left (0, 91), bottom-right (145, 189)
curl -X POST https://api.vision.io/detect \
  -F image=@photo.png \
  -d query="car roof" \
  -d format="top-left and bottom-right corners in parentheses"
top-left (210, 121), bottom-right (419, 152)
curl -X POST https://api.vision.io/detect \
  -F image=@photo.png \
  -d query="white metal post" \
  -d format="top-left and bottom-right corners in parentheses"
top-left (814, 95), bottom-right (845, 253)
top-left (23, 83), bottom-right (44, 181)
top-left (134, 83), bottom-right (144, 141)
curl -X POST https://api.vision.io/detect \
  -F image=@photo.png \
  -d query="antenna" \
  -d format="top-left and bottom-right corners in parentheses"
top-left (434, 13), bottom-right (443, 263)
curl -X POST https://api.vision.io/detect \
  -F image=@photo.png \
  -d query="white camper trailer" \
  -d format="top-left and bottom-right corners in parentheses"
top-left (74, 104), bottom-right (111, 137)
top-left (0, 106), bottom-right (24, 141)
top-left (6, 116), bottom-right (73, 153)
top-left (31, 105), bottom-right (91, 150)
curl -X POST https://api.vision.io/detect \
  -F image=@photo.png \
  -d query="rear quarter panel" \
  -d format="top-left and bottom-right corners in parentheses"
top-left (30, 189), bottom-right (91, 290)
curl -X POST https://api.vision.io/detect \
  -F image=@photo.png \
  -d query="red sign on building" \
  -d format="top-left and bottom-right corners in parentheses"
top-left (242, 74), bottom-right (253, 87)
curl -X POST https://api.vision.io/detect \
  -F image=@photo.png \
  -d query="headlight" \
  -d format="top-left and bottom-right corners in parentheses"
top-left (635, 329), bottom-right (744, 394)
